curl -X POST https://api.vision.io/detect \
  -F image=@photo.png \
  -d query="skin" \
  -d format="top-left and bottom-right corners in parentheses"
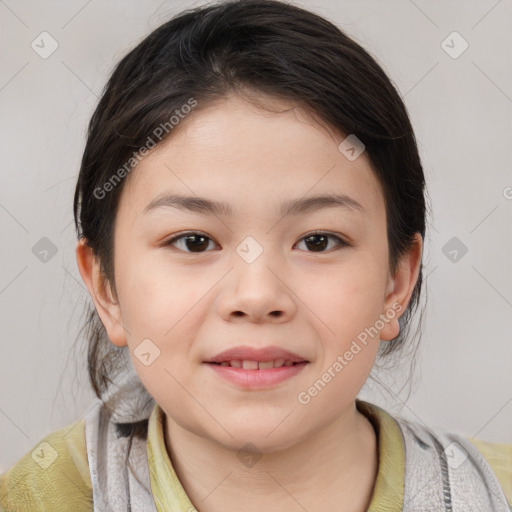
top-left (77, 92), bottom-right (422, 512)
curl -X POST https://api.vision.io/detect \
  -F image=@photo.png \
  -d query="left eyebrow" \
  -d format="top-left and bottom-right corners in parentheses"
top-left (279, 193), bottom-right (365, 216)
top-left (142, 193), bottom-right (365, 217)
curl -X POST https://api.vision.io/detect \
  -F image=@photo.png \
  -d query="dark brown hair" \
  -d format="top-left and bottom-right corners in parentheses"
top-left (73, 0), bottom-right (428, 425)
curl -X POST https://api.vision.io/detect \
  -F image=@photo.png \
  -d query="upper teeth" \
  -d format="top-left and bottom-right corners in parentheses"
top-left (219, 359), bottom-right (295, 369)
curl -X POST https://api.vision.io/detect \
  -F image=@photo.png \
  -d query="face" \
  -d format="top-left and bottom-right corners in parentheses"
top-left (79, 93), bottom-right (421, 453)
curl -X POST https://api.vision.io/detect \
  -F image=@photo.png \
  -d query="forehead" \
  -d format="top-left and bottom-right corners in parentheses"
top-left (119, 94), bottom-right (385, 222)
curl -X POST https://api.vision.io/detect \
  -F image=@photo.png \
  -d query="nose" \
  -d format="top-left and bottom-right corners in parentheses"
top-left (216, 252), bottom-right (298, 324)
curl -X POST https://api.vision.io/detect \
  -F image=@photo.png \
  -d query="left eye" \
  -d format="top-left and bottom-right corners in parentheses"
top-left (164, 231), bottom-right (349, 253)
top-left (295, 232), bottom-right (349, 252)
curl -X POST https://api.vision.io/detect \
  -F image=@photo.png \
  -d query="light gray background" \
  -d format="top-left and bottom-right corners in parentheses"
top-left (1, 0), bottom-right (511, 471)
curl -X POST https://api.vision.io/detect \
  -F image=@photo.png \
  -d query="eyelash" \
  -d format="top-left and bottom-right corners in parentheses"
top-left (163, 231), bottom-right (350, 253)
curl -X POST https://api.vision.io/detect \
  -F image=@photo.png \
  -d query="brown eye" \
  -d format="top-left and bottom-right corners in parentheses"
top-left (164, 231), bottom-right (349, 254)
top-left (296, 232), bottom-right (349, 253)
top-left (165, 232), bottom-right (218, 253)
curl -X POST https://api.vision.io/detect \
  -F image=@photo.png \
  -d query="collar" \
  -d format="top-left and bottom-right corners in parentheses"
top-left (146, 399), bottom-right (405, 511)
top-left (356, 399), bottom-right (405, 511)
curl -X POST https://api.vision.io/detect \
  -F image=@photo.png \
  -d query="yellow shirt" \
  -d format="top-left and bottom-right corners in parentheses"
top-left (1, 400), bottom-right (511, 511)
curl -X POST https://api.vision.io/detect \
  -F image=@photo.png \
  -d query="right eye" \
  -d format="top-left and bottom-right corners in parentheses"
top-left (163, 231), bottom-right (219, 253)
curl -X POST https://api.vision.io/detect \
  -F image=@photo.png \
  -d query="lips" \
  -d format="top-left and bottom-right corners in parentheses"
top-left (205, 345), bottom-right (309, 389)
top-left (205, 345), bottom-right (308, 370)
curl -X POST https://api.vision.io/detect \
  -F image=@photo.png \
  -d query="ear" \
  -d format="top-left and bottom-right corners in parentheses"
top-left (379, 232), bottom-right (423, 341)
top-left (75, 238), bottom-right (128, 347)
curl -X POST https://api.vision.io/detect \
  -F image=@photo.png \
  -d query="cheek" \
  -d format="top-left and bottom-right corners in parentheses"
top-left (296, 265), bottom-right (384, 409)
top-left (303, 258), bottom-right (387, 338)
top-left (116, 248), bottom-right (192, 328)
top-left (116, 255), bottom-right (202, 400)
top-left (116, 253), bottom-right (213, 377)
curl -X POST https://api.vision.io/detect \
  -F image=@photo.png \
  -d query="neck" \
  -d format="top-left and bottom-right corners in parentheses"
top-left (163, 402), bottom-right (378, 512)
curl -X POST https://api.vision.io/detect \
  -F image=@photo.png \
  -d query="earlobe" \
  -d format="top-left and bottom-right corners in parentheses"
top-left (380, 317), bottom-right (400, 342)
top-left (75, 238), bottom-right (128, 347)
top-left (380, 233), bottom-right (423, 342)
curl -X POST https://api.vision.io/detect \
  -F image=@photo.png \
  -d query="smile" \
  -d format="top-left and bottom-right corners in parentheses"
top-left (210, 359), bottom-right (302, 369)
top-left (205, 361), bottom-right (309, 389)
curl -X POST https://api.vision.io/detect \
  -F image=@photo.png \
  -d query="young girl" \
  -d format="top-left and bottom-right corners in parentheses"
top-left (1, 1), bottom-right (510, 510)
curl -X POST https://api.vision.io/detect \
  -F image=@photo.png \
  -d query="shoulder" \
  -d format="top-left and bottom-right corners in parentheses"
top-left (466, 436), bottom-right (512, 508)
top-left (0, 417), bottom-right (93, 512)
top-left (393, 412), bottom-right (512, 510)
